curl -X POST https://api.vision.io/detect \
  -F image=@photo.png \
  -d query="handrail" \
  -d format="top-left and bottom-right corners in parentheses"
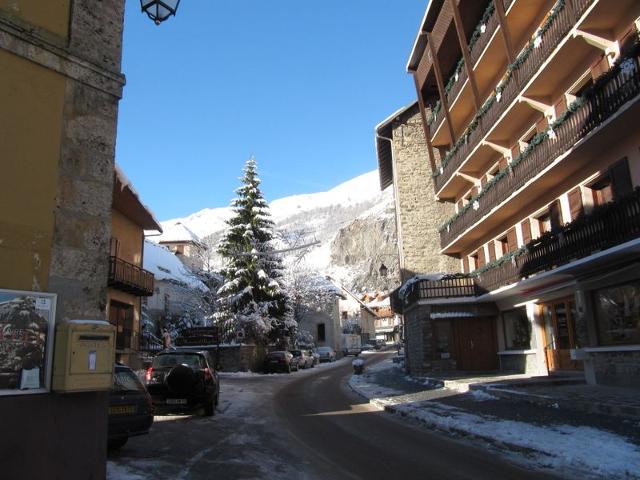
top-left (108, 256), bottom-right (155, 296)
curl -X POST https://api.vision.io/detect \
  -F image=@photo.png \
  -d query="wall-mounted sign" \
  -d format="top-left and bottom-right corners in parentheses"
top-left (0, 289), bottom-right (56, 395)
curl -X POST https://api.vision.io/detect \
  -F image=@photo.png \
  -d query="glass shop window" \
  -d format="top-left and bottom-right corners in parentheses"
top-left (502, 308), bottom-right (531, 350)
top-left (595, 281), bottom-right (640, 346)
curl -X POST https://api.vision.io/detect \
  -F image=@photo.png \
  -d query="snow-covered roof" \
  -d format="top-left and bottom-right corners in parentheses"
top-left (143, 240), bottom-right (208, 291)
top-left (156, 221), bottom-right (206, 248)
top-left (366, 296), bottom-right (390, 309)
top-left (114, 164), bottom-right (162, 233)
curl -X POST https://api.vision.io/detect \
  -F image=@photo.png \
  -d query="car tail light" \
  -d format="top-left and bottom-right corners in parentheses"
top-left (202, 368), bottom-right (213, 381)
top-left (145, 367), bottom-right (153, 383)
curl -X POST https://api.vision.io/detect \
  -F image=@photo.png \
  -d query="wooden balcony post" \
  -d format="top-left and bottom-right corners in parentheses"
top-left (414, 75), bottom-right (438, 173)
top-left (427, 32), bottom-right (457, 146)
top-left (450, 0), bottom-right (481, 110)
top-left (494, 0), bottom-right (516, 71)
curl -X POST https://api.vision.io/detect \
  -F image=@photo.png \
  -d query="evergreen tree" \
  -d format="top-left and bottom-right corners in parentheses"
top-left (215, 158), bottom-right (294, 344)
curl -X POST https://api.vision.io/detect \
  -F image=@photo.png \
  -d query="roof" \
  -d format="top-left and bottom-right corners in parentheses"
top-left (406, 0), bottom-right (446, 72)
top-left (375, 102), bottom-right (420, 190)
top-left (113, 164), bottom-right (162, 232)
top-left (157, 222), bottom-right (207, 249)
top-left (143, 240), bottom-right (208, 291)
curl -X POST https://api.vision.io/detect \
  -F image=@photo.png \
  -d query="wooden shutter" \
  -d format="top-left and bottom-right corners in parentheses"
top-left (480, 175), bottom-right (487, 187)
top-left (610, 158), bottom-right (633, 200)
top-left (549, 201), bottom-right (562, 231)
top-left (506, 228), bottom-right (518, 252)
top-left (477, 247), bottom-right (486, 267)
top-left (471, 186), bottom-right (480, 196)
top-left (498, 157), bottom-right (509, 171)
top-left (521, 218), bottom-right (532, 245)
top-left (488, 242), bottom-right (496, 262)
top-left (462, 257), bottom-right (469, 274)
top-left (510, 145), bottom-right (520, 160)
top-left (568, 187), bottom-right (584, 220)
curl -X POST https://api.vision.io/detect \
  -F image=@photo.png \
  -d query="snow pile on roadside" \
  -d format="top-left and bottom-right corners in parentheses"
top-left (350, 358), bottom-right (640, 479)
top-left (107, 462), bottom-right (148, 480)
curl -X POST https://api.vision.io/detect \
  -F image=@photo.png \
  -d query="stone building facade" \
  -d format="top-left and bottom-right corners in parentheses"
top-left (0, 1), bottom-right (126, 478)
top-left (376, 102), bottom-right (458, 281)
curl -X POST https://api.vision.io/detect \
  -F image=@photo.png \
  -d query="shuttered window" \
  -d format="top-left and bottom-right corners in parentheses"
top-left (554, 95), bottom-right (567, 118)
top-left (521, 219), bottom-right (532, 245)
top-left (506, 228), bottom-right (518, 252)
top-left (536, 116), bottom-right (548, 134)
top-left (549, 201), bottom-right (562, 232)
top-left (499, 158), bottom-right (509, 171)
top-left (568, 187), bottom-right (584, 220)
top-left (477, 247), bottom-right (486, 267)
top-left (488, 242), bottom-right (496, 262)
top-left (610, 158), bottom-right (633, 200)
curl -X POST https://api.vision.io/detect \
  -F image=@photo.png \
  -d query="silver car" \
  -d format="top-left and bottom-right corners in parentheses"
top-left (316, 346), bottom-right (336, 362)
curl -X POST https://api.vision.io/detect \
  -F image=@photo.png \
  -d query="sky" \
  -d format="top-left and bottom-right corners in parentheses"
top-left (116, 0), bottom-right (427, 221)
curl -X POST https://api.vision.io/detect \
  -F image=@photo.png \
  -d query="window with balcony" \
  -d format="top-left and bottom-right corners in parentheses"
top-left (587, 158), bottom-right (633, 208)
top-left (595, 281), bottom-right (640, 346)
top-left (469, 252), bottom-right (479, 272)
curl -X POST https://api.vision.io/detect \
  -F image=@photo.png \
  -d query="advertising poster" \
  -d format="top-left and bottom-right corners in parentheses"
top-left (0, 290), bottom-right (56, 393)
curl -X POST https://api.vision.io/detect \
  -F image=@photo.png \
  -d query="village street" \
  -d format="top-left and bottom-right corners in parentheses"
top-left (108, 353), bottom-right (555, 480)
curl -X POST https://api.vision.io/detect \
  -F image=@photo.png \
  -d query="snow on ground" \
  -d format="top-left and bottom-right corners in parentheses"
top-left (350, 358), bottom-right (640, 480)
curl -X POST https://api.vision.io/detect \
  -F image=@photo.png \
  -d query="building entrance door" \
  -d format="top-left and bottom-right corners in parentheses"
top-left (540, 299), bottom-right (583, 371)
top-left (454, 317), bottom-right (498, 371)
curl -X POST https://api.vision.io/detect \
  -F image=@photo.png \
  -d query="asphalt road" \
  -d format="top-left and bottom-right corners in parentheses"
top-left (108, 354), bottom-right (559, 480)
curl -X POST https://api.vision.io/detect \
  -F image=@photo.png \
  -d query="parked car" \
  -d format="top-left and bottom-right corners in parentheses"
top-left (145, 349), bottom-right (219, 416)
top-left (290, 349), bottom-right (314, 369)
top-left (108, 363), bottom-right (154, 450)
top-left (361, 343), bottom-right (375, 352)
top-left (308, 349), bottom-right (320, 366)
top-left (316, 346), bottom-right (336, 362)
top-left (264, 351), bottom-right (295, 373)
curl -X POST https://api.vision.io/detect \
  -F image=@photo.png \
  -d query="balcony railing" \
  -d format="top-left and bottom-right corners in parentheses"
top-left (428, 102), bottom-right (445, 138)
top-left (399, 189), bottom-right (640, 308)
top-left (469, 2), bottom-right (499, 67)
top-left (503, 0), bottom-right (516, 12)
top-left (108, 256), bottom-right (155, 297)
top-left (432, 0), bottom-right (594, 194)
top-left (440, 47), bottom-right (640, 248)
top-left (446, 61), bottom-right (468, 107)
top-left (405, 275), bottom-right (480, 306)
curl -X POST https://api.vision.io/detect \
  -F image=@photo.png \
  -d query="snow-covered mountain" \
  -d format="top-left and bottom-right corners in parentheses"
top-left (159, 170), bottom-right (398, 291)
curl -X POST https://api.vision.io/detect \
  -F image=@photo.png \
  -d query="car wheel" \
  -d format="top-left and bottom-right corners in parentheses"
top-left (204, 396), bottom-right (215, 416)
top-left (108, 437), bottom-right (128, 450)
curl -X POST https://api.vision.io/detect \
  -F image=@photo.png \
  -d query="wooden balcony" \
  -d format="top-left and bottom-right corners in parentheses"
top-left (439, 46), bottom-right (640, 249)
top-left (108, 256), bottom-right (155, 297)
top-left (432, 0), bottom-right (593, 196)
top-left (469, 2), bottom-right (499, 68)
top-left (399, 188), bottom-right (640, 310)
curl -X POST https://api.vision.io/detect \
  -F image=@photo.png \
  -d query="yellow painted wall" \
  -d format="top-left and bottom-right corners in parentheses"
top-left (0, 49), bottom-right (66, 291)
top-left (0, 0), bottom-right (70, 39)
top-left (111, 209), bottom-right (144, 267)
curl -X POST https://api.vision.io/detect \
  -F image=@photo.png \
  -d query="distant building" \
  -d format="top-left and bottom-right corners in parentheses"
top-left (142, 240), bottom-right (209, 347)
top-left (156, 221), bottom-right (208, 271)
top-left (108, 166), bottom-right (162, 368)
top-left (362, 292), bottom-right (400, 344)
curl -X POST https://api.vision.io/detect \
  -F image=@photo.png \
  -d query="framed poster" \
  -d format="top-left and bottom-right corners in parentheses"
top-left (0, 289), bottom-right (57, 395)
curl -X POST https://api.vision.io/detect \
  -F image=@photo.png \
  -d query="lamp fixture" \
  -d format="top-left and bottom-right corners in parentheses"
top-left (379, 263), bottom-right (389, 278)
top-left (140, 0), bottom-right (181, 25)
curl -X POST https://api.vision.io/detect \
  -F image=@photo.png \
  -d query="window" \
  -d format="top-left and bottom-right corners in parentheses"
top-left (588, 159), bottom-right (633, 207)
top-left (317, 323), bottom-right (326, 342)
top-left (595, 281), bottom-right (640, 346)
top-left (469, 252), bottom-right (479, 271)
top-left (0, 289), bottom-right (57, 395)
top-left (502, 309), bottom-right (531, 350)
top-left (590, 176), bottom-right (613, 207)
top-left (497, 235), bottom-right (509, 257)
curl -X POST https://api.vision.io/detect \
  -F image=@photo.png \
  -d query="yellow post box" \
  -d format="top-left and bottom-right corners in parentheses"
top-left (52, 320), bottom-right (116, 392)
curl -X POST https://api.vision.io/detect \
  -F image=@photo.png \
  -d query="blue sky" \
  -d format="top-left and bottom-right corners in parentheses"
top-left (116, 0), bottom-right (427, 220)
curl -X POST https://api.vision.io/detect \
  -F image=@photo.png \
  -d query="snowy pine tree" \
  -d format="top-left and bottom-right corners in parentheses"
top-left (215, 158), bottom-right (294, 344)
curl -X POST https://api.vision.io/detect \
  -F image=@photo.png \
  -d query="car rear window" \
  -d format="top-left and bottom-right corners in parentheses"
top-left (267, 352), bottom-right (285, 359)
top-left (152, 354), bottom-right (203, 369)
top-left (113, 370), bottom-right (145, 393)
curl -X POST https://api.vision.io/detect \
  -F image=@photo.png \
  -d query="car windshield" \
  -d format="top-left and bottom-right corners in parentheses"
top-left (290, 350), bottom-right (302, 356)
top-left (112, 369), bottom-right (145, 393)
top-left (152, 354), bottom-right (203, 369)
top-left (267, 352), bottom-right (285, 359)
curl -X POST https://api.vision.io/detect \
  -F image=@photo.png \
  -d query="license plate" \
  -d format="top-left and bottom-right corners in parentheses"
top-left (270, 360), bottom-right (279, 364)
top-left (166, 398), bottom-right (188, 405)
top-left (109, 405), bottom-right (136, 415)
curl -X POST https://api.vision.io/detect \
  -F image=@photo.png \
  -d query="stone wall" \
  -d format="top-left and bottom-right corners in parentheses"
top-left (389, 105), bottom-right (458, 281)
top-left (590, 351), bottom-right (640, 389)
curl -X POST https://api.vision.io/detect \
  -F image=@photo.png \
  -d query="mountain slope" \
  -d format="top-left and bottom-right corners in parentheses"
top-left (160, 170), bottom-right (397, 291)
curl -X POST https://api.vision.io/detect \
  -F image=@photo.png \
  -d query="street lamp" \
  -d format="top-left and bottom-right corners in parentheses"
top-left (141, 0), bottom-right (181, 25)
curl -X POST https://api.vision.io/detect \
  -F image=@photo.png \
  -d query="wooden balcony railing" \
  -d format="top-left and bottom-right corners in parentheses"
top-left (431, 0), bottom-right (595, 194)
top-left (405, 275), bottom-right (480, 307)
top-left (446, 61), bottom-right (468, 107)
top-left (469, 2), bottom-right (499, 67)
top-left (440, 48), bottom-right (640, 248)
top-left (108, 256), bottom-right (155, 297)
top-left (502, 0), bottom-right (516, 12)
top-left (399, 189), bottom-right (640, 309)
top-left (429, 103), bottom-right (445, 138)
